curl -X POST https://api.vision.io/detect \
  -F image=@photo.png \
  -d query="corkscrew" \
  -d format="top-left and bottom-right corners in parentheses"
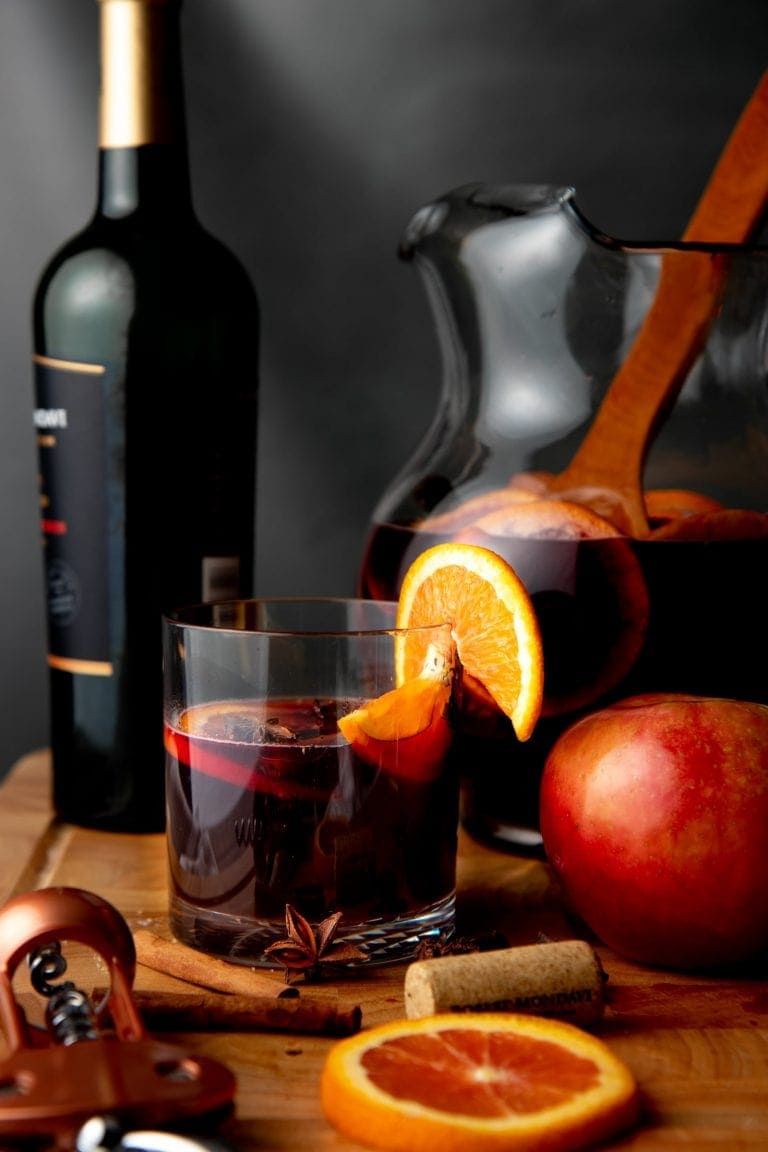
top-left (0, 887), bottom-right (237, 1149)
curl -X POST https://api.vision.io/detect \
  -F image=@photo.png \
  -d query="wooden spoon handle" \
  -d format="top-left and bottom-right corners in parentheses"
top-left (684, 71), bottom-right (768, 241)
top-left (553, 70), bottom-right (768, 534)
top-left (552, 250), bottom-right (725, 501)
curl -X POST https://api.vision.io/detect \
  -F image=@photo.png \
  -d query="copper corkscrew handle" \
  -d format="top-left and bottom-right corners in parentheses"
top-left (0, 887), bottom-right (237, 1146)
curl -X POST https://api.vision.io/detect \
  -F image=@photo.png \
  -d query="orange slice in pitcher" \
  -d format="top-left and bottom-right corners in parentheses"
top-left (644, 487), bottom-right (724, 527)
top-left (460, 498), bottom-right (627, 542)
top-left (416, 485), bottom-right (538, 533)
top-left (321, 1012), bottom-right (640, 1152)
top-left (649, 507), bottom-right (768, 540)
top-left (395, 543), bottom-right (544, 742)
top-left (507, 472), bottom-right (637, 533)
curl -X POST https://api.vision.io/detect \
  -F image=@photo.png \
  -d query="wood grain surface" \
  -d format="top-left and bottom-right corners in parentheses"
top-left (1, 750), bottom-right (767, 1150)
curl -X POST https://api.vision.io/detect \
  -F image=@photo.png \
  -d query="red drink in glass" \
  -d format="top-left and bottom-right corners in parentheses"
top-left (165, 695), bottom-right (458, 963)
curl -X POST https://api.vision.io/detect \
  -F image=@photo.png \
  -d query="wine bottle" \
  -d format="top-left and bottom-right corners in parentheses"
top-left (32, 0), bottom-right (259, 832)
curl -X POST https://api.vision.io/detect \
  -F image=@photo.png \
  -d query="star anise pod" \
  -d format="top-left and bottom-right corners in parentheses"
top-left (263, 904), bottom-right (366, 984)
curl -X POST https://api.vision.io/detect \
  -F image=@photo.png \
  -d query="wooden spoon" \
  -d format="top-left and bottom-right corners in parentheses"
top-left (518, 70), bottom-right (768, 537)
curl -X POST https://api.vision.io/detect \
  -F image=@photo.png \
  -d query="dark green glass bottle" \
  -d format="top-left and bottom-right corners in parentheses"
top-left (32, 0), bottom-right (259, 831)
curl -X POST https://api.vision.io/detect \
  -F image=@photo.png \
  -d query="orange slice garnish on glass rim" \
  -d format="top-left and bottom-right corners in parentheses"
top-left (394, 543), bottom-right (544, 742)
top-left (320, 1012), bottom-right (640, 1152)
top-left (339, 544), bottom-right (544, 774)
top-left (456, 499), bottom-right (649, 717)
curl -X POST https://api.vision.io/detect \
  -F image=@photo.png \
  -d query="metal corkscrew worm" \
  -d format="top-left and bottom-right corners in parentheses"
top-left (0, 887), bottom-right (238, 1149)
top-left (28, 939), bottom-right (100, 1045)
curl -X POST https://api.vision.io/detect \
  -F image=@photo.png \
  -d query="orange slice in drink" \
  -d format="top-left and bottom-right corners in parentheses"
top-left (395, 543), bottom-right (544, 742)
top-left (338, 641), bottom-right (455, 782)
top-left (321, 1012), bottom-right (640, 1152)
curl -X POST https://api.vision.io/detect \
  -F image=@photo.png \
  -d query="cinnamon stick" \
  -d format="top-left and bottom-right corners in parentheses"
top-left (95, 987), bottom-right (362, 1037)
top-left (133, 928), bottom-right (286, 998)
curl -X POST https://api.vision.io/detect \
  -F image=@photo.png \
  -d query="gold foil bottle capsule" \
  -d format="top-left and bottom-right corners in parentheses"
top-left (404, 939), bottom-right (606, 1026)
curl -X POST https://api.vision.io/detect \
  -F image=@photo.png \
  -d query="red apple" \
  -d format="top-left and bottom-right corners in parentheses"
top-left (539, 694), bottom-right (768, 970)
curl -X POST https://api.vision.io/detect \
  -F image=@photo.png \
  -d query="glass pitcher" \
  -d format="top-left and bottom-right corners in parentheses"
top-left (358, 183), bottom-right (768, 853)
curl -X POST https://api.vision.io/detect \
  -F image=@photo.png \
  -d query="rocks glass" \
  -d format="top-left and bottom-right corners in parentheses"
top-left (163, 598), bottom-right (457, 968)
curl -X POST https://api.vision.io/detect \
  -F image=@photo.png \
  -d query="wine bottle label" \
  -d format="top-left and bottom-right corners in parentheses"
top-left (33, 354), bottom-right (116, 676)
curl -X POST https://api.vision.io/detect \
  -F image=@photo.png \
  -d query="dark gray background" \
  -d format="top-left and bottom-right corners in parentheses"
top-left (1, 0), bottom-right (766, 776)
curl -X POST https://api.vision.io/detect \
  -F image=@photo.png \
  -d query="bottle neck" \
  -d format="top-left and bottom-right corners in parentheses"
top-left (97, 0), bottom-right (193, 218)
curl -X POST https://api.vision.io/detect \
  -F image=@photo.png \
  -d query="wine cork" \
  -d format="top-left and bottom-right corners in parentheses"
top-left (404, 940), bottom-right (606, 1025)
